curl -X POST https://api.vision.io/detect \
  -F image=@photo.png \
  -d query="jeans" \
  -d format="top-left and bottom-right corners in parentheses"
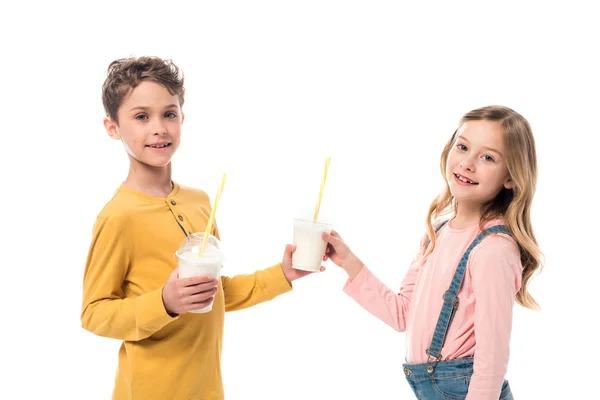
top-left (402, 358), bottom-right (513, 400)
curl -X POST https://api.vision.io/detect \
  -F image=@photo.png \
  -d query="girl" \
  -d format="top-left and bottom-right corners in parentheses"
top-left (322, 106), bottom-right (541, 400)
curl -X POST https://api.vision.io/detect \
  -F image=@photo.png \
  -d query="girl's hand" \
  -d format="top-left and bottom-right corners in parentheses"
top-left (321, 230), bottom-right (364, 279)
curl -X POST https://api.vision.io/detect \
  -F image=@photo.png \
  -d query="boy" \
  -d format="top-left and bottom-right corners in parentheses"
top-left (81, 56), bottom-right (317, 400)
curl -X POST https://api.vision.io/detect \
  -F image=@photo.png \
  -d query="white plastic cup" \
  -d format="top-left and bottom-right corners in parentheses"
top-left (175, 232), bottom-right (225, 313)
top-left (292, 218), bottom-right (332, 272)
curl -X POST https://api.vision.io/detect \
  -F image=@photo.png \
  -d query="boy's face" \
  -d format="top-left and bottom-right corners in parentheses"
top-left (104, 81), bottom-right (184, 168)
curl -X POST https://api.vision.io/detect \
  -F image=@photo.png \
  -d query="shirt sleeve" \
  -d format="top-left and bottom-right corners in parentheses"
top-left (209, 220), bottom-right (292, 311)
top-left (466, 234), bottom-right (522, 400)
top-left (342, 247), bottom-right (424, 332)
top-left (80, 216), bottom-right (178, 341)
top-left (222, 264), bottom-right (293, 311)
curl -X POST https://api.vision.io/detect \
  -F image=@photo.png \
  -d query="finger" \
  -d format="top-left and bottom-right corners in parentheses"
top-left (179, 275), bottom-right (217, 287)
top-left (183, 281), bottom-right (219, 296)
top-left (319, 265), bottom-right (326, 272)
top-left (284, 244), bottom-right (296, 256)
top-left (186, 288), bottom-right (218, 304)
top-left (330, 229), bottom-right (342, 239)
top-left (321, 232), bottom-right (343, 247)
top-left (187, 297), bottom-right (215, 311)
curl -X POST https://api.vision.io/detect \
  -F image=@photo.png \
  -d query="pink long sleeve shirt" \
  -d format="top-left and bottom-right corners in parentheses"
top-left (344, 219), bottom-right (522, 400)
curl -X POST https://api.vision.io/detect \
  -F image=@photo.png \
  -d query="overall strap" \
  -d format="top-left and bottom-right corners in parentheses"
top-left (425, 225), bottom-right (509, 373)
top-left (425, 220), bottom-right (450, 248)
top-left (435, 220), bottom-right (450, 233)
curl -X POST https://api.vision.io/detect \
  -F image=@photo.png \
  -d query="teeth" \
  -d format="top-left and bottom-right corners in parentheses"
top-left (456, 174), bottom-right (475, 184)
top-left (151, 144), bottom-right (168, 148)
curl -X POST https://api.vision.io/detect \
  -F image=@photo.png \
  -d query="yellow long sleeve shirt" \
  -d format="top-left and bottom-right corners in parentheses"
top-left (81, 182), bottom-right (292, 400)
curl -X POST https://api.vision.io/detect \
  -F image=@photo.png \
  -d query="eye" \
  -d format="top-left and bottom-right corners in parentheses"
top-left (456, 143), bottom-right (467, 151)
top-left (135, 114), bottom-right (148, 121)
top-left (483, 154), bottom-right (495, 162)
top-left (165, 111), bottom-right (177, 118)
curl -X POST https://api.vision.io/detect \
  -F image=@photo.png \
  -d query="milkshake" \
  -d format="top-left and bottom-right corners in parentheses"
top-left (292, 219), bottom-right (332, 272)
top-left (175, 232), bottom-right (225, 313)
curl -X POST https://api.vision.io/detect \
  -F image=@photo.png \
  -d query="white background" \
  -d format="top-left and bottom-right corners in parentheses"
top-left (1, 1), bottom-right (598, 399)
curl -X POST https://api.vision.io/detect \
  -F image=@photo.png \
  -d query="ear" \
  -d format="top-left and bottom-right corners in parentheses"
top-left (503, 176), bottom-right (514, 190)
top-left (104, 117), bottom-right (121, 140)
top-left (181, 112), bottom-right (185, 125)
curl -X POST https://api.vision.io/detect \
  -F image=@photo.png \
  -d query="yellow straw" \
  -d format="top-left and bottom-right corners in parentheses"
top-left (313, 157), bottom-right (330, 222)
top-left (199, 173), bottom-right (227, 257)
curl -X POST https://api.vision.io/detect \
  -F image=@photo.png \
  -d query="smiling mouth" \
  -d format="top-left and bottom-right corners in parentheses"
top-left (454, 173), bottom-right (478, 185)
top-left (146, 143), bottom-right (172, 149)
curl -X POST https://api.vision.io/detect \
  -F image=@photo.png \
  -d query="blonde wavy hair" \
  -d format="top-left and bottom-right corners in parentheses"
top-left (422, 105), bottom-right (543, 310)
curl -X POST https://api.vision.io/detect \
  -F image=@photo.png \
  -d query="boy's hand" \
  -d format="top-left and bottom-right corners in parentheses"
top-left (322, 230), bottom-right (364, 280)
top-left (280, 244), bottom-right (325, 284)
top-left (162, 268), bottom-right (219, 315)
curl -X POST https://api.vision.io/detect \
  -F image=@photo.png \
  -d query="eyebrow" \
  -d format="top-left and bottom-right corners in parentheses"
top-left (457, 135), bottom-right (502, 156)
top-left (130, 104), bottom-right (179, 112)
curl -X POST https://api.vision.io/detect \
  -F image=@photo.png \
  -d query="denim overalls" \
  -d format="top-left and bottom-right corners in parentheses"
top-left (402, 221), bottom-right (514, 400)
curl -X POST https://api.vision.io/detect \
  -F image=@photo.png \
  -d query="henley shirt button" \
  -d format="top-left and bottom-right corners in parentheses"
top-left (171, 200), bottom-right (176, 206)
top-left (178, 215), bottom-right (184, 221)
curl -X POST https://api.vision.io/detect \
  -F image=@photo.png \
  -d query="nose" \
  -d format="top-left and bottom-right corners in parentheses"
top-left (459, 155), bottom-right (476, 171)
top-left (152, 118), bottom-right (167, 136)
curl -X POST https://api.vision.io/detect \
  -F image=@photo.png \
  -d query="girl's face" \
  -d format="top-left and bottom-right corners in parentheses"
top-left (445, 120), bottom-right (513, 211)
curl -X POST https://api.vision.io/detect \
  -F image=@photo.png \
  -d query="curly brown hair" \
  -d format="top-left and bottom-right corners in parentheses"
top-left (101, 56), bottom-right (185, 123)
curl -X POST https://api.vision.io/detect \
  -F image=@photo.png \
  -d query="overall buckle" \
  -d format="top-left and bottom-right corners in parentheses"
top-left (425, 350), bottom-right (442, 375)
top-left (442, 290), bottom-right (459, 306)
